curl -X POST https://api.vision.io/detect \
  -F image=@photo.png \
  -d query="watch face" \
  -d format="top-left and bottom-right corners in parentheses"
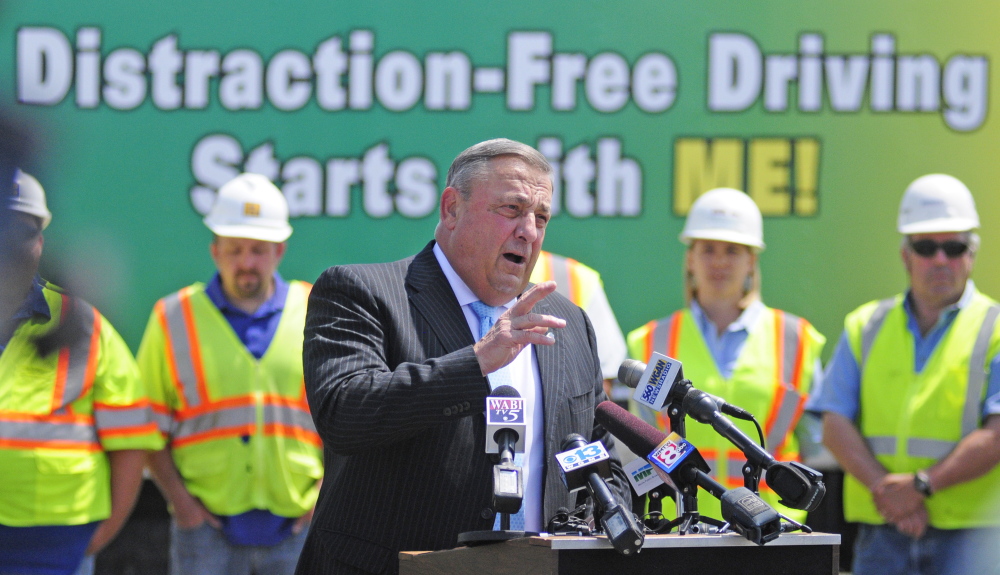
top-left (914, 472), bottom-right (933, 497)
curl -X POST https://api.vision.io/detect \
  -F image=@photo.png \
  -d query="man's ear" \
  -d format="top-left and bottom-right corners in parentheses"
top-left (440, 187), bottom-right (461, 229)
top-left (900, 244), bottom-right (913, 277)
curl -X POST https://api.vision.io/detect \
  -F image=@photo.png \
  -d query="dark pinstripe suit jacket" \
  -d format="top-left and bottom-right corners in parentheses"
top-left (295, 242), bottom-right (629, 575)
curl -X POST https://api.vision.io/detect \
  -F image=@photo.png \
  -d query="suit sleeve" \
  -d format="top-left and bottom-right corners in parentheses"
top-left (303, 265), bottom-right (488, 456)
top-left (580, 306), bottom-right (633, 511)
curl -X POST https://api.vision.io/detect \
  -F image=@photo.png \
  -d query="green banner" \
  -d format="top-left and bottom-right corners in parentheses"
top-left (2, 1), bottom-right (996, 352)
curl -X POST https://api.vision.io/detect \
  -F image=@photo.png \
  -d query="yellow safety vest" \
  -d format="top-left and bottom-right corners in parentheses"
top-left (843, 292), bottom-right (1000, 528)
top-left (530, 251), bottom-right (600, 310)
top-left (627, 306), bottom-right (825, 522)
top-left (138, 281), bottom-right (323, 518)
top-left (0, 283), bottom-right (163, 526)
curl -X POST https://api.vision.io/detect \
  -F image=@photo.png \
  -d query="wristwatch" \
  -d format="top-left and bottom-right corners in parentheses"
top-left (913, 470), bottom-right (934, 498)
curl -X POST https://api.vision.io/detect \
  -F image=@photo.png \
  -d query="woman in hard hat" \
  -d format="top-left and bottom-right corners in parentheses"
top-left (627, 187), bottom-right (826, 525)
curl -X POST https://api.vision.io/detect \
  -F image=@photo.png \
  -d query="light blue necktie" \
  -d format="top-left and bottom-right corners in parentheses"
top-left (468, 301), bottom-right (525, 531)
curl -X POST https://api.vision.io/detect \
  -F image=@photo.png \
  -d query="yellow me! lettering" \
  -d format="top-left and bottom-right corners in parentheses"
top-left (673, 137), bottom-right (820, 217)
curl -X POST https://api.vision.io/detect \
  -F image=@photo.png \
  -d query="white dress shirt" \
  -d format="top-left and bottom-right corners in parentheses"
top-left (433, 243), bottom-right (545, 532)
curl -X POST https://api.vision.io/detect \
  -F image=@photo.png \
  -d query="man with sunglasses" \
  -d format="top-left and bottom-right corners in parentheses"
top-left (808, 174), bottom-right (1000, 575)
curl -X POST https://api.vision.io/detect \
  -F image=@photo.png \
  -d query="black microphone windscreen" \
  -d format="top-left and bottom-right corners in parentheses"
top-left (595, 401), bottom-right (665, 456)
top-left (561, 433), bottom-right (587, 452)
top-left (617, 360), bottom-right (645, 388)
top-left (490, 385), bottom-right (520, 398)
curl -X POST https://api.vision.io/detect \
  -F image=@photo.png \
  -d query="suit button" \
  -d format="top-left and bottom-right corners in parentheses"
top-left (452, 404), bottom-right (460, 414)
top-left (443, 407), bottom-right (452, 416)
top-left (463, 401), bottom-right (470, 410)
top-left (480, 507), bottom-right (494, 519)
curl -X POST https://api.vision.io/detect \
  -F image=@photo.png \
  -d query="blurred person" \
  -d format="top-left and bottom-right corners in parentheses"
top-left (530, 252), bottom-right (628, 400)
top-left (0, 171), bottom-right (163, 575)
top-left (296, 138), bottom-right (629, 575)
top-left (139, 174), bottom-right (322, 575)
top-left (627, 188), bottom-right (825, 523)
top-left (808, 174), bottom-right (1000, 575)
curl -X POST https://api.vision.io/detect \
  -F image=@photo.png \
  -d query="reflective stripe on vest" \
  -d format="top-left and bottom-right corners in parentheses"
top-left (150, 403), bottom-right (173, 436)
top-left (860, 302), bottom-right (1000, 460)
top-left (765, 310), bottom-right (808, 453)
top-left (863, 436), bottom-right (955, 460)
top-left (860, 298), bottom-right (895, 368)
top-left (533, 252), bottom-right (589, 306)
top-left (172, 400), bottom-right (319, 447)
top-left (158, 288), bottom-right (208, 410)
top-left (0, 415), bottom-right (99, 449)
top-left (51, 296), bottom-right (100, 414)
top-left (93, 402), bottom-right (160, 439)
top-left (546, 253), bottom-right (574, 302)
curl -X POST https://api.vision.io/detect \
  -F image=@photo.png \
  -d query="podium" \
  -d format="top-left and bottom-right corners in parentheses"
top-left (400, 532), bottom-right (840, 575)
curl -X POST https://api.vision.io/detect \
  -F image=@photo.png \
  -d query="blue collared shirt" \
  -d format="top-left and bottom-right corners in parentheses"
top-left (806, 281), bottom-right (1000, 420)
top-left (689, 298), bottom-right (823, 391)
top-left (0, 276), bottom-right (50, 351)
top-left (204, 273), bottom-right (288, 360)
top-left (689, 299), bottom-right (766, 379)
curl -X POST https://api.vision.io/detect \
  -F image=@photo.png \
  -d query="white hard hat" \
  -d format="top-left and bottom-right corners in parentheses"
top-left (897, 174), bottom-right (979, 234)
top-left (679, 188), bottom-right (765, 251)
top-left (9, 169), bottom-right (52, 229)
top-left (203, 173), bottom-right (292, 242)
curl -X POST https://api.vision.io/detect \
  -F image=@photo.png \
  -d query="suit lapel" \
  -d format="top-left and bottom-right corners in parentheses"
top-left (532, 296), bottom-right (565, 461)
top-left (406, 242), bottom-right (476, 354)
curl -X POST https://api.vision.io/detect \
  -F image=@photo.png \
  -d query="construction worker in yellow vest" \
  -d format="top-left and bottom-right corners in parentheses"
top-left (139, 173), bottom-right (322, 575)
top-left (0, 171), bottom-right (164, 575)
top-left (807, 175), bottom-right (1000, 575)
top-left (627, 188), bottom-right (825, 524)
top-left (530, 251), bottom-right (627, 398)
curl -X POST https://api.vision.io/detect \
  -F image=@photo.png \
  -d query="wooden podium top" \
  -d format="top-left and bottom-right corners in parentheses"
top-left (400, 532), bottom-right (842, 575)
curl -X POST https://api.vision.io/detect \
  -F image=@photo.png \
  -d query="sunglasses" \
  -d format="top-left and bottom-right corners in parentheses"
top-left (909, 239), bottom-right (970, 259)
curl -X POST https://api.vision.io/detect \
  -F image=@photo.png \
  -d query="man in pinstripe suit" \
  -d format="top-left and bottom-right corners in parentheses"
top-left (297, 139), bottom-right (630, 575)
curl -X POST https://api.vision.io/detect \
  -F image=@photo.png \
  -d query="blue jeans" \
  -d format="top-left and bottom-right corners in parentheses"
top-left (72, 556), bottom-right (93, 575)
top-left (853, 523), bottom-right (1000, 575)
top-left (170, 520), bottom-right (308, 575)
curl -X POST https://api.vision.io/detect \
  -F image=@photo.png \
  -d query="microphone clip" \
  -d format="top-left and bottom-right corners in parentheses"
top-left (546, 505), bottom-right (593, 536)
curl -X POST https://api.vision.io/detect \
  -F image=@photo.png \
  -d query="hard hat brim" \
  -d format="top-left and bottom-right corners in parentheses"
top-left (206, 222), bottom-right (292, 243)
top-left (898, 217), bottom-right (978, 235)
top-left (680, 229), bottom-right (765, 252)
top-left (9, 201), bottom-right (52, 229)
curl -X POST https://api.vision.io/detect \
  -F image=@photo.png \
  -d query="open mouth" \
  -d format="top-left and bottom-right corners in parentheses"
top-left (503, 253), bottom-right (526, 265)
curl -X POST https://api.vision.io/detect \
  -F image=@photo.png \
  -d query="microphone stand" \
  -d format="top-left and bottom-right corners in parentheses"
top-left (458, 433), bottom-right (531, 545)
top-left (655, 398), bottom-right (726, 535)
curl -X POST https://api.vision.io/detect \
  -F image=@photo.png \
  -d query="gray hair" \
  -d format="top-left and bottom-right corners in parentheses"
top-left (445, 138), bottom-right (552, 199)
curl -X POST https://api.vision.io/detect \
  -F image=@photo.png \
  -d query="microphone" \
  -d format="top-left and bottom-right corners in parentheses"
top-left (555, 434), bottom-right (644, 556)
top-left (680, 388), bottom-right (826, 513)
top-left (486, 385), bottom-right (525, 455)
top-left (619, 356), bottom-right (754, 420)
top-left (486, 386), bottom-right (524, 516)
top-left (595, 401), bottom-right (781, 545)
top-left (620, 357), bottom-right (826, 512)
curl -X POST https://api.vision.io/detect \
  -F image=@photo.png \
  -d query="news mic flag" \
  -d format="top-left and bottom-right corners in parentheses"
top-left (485, 385), bottom-right (525, 454)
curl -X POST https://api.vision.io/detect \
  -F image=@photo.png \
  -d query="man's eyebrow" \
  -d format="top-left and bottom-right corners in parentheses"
top-left (496, 191), bottom-right (531, 204)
